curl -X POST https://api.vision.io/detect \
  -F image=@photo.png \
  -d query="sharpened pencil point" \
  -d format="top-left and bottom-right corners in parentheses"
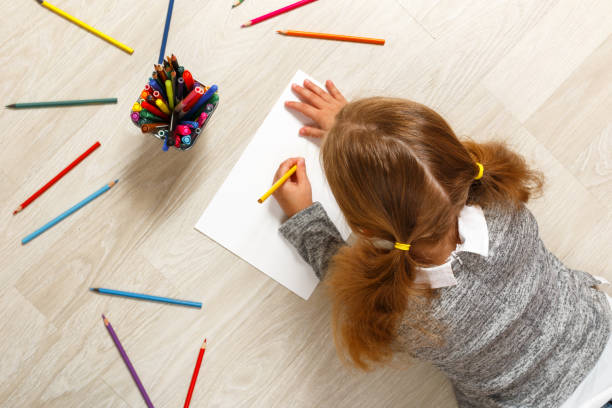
top-left (6, 104), bottom-right (16, 109)
top-left (35, 0), bottom-right (43, 4)
top-left (90, 288), bottom-right (98, 292)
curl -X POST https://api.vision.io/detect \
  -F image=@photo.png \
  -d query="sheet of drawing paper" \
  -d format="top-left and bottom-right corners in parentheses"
top-left (195, 70), bottom-right (350, 300)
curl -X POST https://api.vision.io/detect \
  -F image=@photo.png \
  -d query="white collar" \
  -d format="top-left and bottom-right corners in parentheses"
top-left (412, 205), bottom-right (489, 289)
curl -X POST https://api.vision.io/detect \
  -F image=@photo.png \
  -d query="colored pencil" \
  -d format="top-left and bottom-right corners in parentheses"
top-left (13, 142), bottom-right (101, 215)
top-left (241, 0), bottom-right (318, 27)
top-left (158, 0), bottom-right (175, 64)
top-left (21, 180), bottom-right (118, 245)
top-left (35, 0), bottom-right (133, 54)
top-left (102, 315), bottom-right (155, 408)
top-left (6, 98), bottom-right (117, 109)
top-left (90, 288), bottom-right (202, 308)
top-left (183, 338), bottom-right (207, 408)
top-left (277, 30), bottom-right (385, 45)
top-left (232, 0), bottom-right (245, 8)
top-left (258, 164), bottom-right (297, 203)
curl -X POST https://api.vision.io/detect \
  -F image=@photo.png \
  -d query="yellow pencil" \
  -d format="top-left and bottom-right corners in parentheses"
top-left (258, 165), bottom-right (297, 203)
top-left (36, 0), bottom-right (134, 54)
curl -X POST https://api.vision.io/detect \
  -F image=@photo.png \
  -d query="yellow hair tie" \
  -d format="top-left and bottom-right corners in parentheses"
top-left (474, 162), bottom-right (484, 180)
top-left (394, 242), bottom-right (411, 251)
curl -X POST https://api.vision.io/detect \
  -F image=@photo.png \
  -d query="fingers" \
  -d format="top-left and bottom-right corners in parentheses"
top-left (325, 80), bottom-right (346, 102)
top-left (295, 157), bottom-right (307, 181)
top-left (303, 79), bottom-right (331, 101)
top-left (275, 157), bottom-right (299, 181)
top-left (285, 101), bottom-right (319, 122)
top-left (292, 83), bottom-right (324, 108)
top-left (299, 126), bottom-right (325, 138)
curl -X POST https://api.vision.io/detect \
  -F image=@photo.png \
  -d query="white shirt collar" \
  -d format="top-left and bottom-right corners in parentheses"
top-left (413, 205), bottom-right (489, 289)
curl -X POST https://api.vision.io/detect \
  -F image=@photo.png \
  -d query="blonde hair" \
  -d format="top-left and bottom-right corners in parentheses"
top-left (321, 97), bottom-right (544, 370)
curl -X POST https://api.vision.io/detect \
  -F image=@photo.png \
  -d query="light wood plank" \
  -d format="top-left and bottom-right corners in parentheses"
top-left (482, 0), bottom-right (612, 122)
top-left (525, 34), bottom-right (612, 209)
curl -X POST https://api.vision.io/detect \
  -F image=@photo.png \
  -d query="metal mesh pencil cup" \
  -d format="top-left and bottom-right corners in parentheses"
top-left (129, 56), bottom-right (219, 151)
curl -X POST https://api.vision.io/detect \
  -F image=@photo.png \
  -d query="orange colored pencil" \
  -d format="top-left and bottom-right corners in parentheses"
top-left (277, 30), bottom-right (385, 45)
top-left (183, 338), bottom-right (206, 408)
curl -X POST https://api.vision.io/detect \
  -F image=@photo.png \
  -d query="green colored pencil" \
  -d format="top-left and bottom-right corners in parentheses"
top-left (6, 98), bottom-right (118, 109)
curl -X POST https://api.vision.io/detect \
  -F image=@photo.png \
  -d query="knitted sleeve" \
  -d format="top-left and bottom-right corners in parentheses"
top-left (279, 202), bottom-right (345, 280)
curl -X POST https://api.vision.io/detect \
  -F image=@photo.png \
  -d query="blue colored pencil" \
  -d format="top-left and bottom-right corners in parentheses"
top-left (90, 288), bottom-right (202, 308)
top-left (21, 180), bottom-right (118, 245)
top-left (158, 0), bottom-right (175, 64)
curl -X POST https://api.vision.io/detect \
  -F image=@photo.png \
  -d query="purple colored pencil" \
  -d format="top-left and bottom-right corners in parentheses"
top-left (102, 314), bottom-right (155, 408)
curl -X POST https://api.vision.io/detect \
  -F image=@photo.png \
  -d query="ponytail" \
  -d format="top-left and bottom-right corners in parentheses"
top-left (327, 237), bottom-right (437, 370)
top-left (463, 140), bottom-right (544, 209)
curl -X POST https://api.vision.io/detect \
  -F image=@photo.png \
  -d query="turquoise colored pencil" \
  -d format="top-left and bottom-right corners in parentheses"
top-left (21, 180), bottom-right (118, 245)
top-left (6, 98), bottom-right (117, 109)
top-left (90, 288), bottom-right (202, 308)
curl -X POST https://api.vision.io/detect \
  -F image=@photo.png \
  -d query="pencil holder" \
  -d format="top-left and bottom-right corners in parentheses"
top-left (130, 55), bottom-right (219, 151)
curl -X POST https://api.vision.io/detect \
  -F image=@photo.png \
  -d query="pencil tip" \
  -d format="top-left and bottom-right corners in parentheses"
top-left (6, 104), bottom-right (15, 108)
top-left (89, 288), bottom-right (97, 292)
top-left (13, 206), bottom-right (22, 214)
top-left (101, 313), bottom-right (106, 319)
top-left (115, 179), bottom-right (119, 184)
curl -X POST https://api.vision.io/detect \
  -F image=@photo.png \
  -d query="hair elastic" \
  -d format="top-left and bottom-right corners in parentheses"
top-left (474, 162), bottom-right (484, 180)
top-left (394, 242), bottom-right (411, 251)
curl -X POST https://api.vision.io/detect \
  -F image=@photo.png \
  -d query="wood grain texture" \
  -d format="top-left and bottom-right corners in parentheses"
top-left (1, 0), bottom-right (610, 407)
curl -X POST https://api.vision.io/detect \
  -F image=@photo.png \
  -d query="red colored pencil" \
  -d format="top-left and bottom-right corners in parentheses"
top-left (13, 141), bottom-right (101, 215)
top-left (183, 338), bottom-right (206, 408)
top-left (241, 0), bottom-right (318, 27)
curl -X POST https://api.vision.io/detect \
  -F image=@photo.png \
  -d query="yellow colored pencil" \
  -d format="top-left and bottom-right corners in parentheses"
top-left (36, 0), bottom-right (134, 54)
top-left (258, 165), bottom-right (297, 203)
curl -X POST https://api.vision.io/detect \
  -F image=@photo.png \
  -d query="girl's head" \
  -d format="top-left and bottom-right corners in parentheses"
top-left (321, 97), bottom-right (543, 369)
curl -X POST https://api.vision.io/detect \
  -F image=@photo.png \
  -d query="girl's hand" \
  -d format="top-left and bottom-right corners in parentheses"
top-left (285, 79), bottom-right (347, 138)
top-left (272, 157), bottom-right (313, 218)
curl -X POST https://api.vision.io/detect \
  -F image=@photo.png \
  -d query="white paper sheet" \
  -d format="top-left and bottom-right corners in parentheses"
top-left (195, 70), bottom-right (351, 300)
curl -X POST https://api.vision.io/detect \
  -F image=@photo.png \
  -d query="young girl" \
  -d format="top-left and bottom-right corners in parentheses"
top-left (270, 79), bottom-right (612, 408)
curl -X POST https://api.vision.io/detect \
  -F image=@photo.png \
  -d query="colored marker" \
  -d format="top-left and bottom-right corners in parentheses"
top-left (183, 70), bottom-right (194, 91)
top-left (183, 85), bottom-right (218, 120)
top-left (175, 87), bottom-right (204, 113)
top-left (155, 98), bottom-right (170, 114)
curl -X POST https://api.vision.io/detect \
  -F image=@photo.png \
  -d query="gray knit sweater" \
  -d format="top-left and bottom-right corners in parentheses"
top-left (279, 201), bottom-right (611, 407)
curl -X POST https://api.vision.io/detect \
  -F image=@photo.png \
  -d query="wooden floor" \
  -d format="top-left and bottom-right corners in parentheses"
top-left (1, 0), bottom-right (611, 406)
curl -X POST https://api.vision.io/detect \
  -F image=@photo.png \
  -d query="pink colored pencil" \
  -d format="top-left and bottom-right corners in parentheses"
top-left (241, 0), bottom-right (318, 27)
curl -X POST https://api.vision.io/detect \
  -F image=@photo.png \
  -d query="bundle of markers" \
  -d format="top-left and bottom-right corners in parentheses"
top-left (130, 55), bottom-right (219, 151)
